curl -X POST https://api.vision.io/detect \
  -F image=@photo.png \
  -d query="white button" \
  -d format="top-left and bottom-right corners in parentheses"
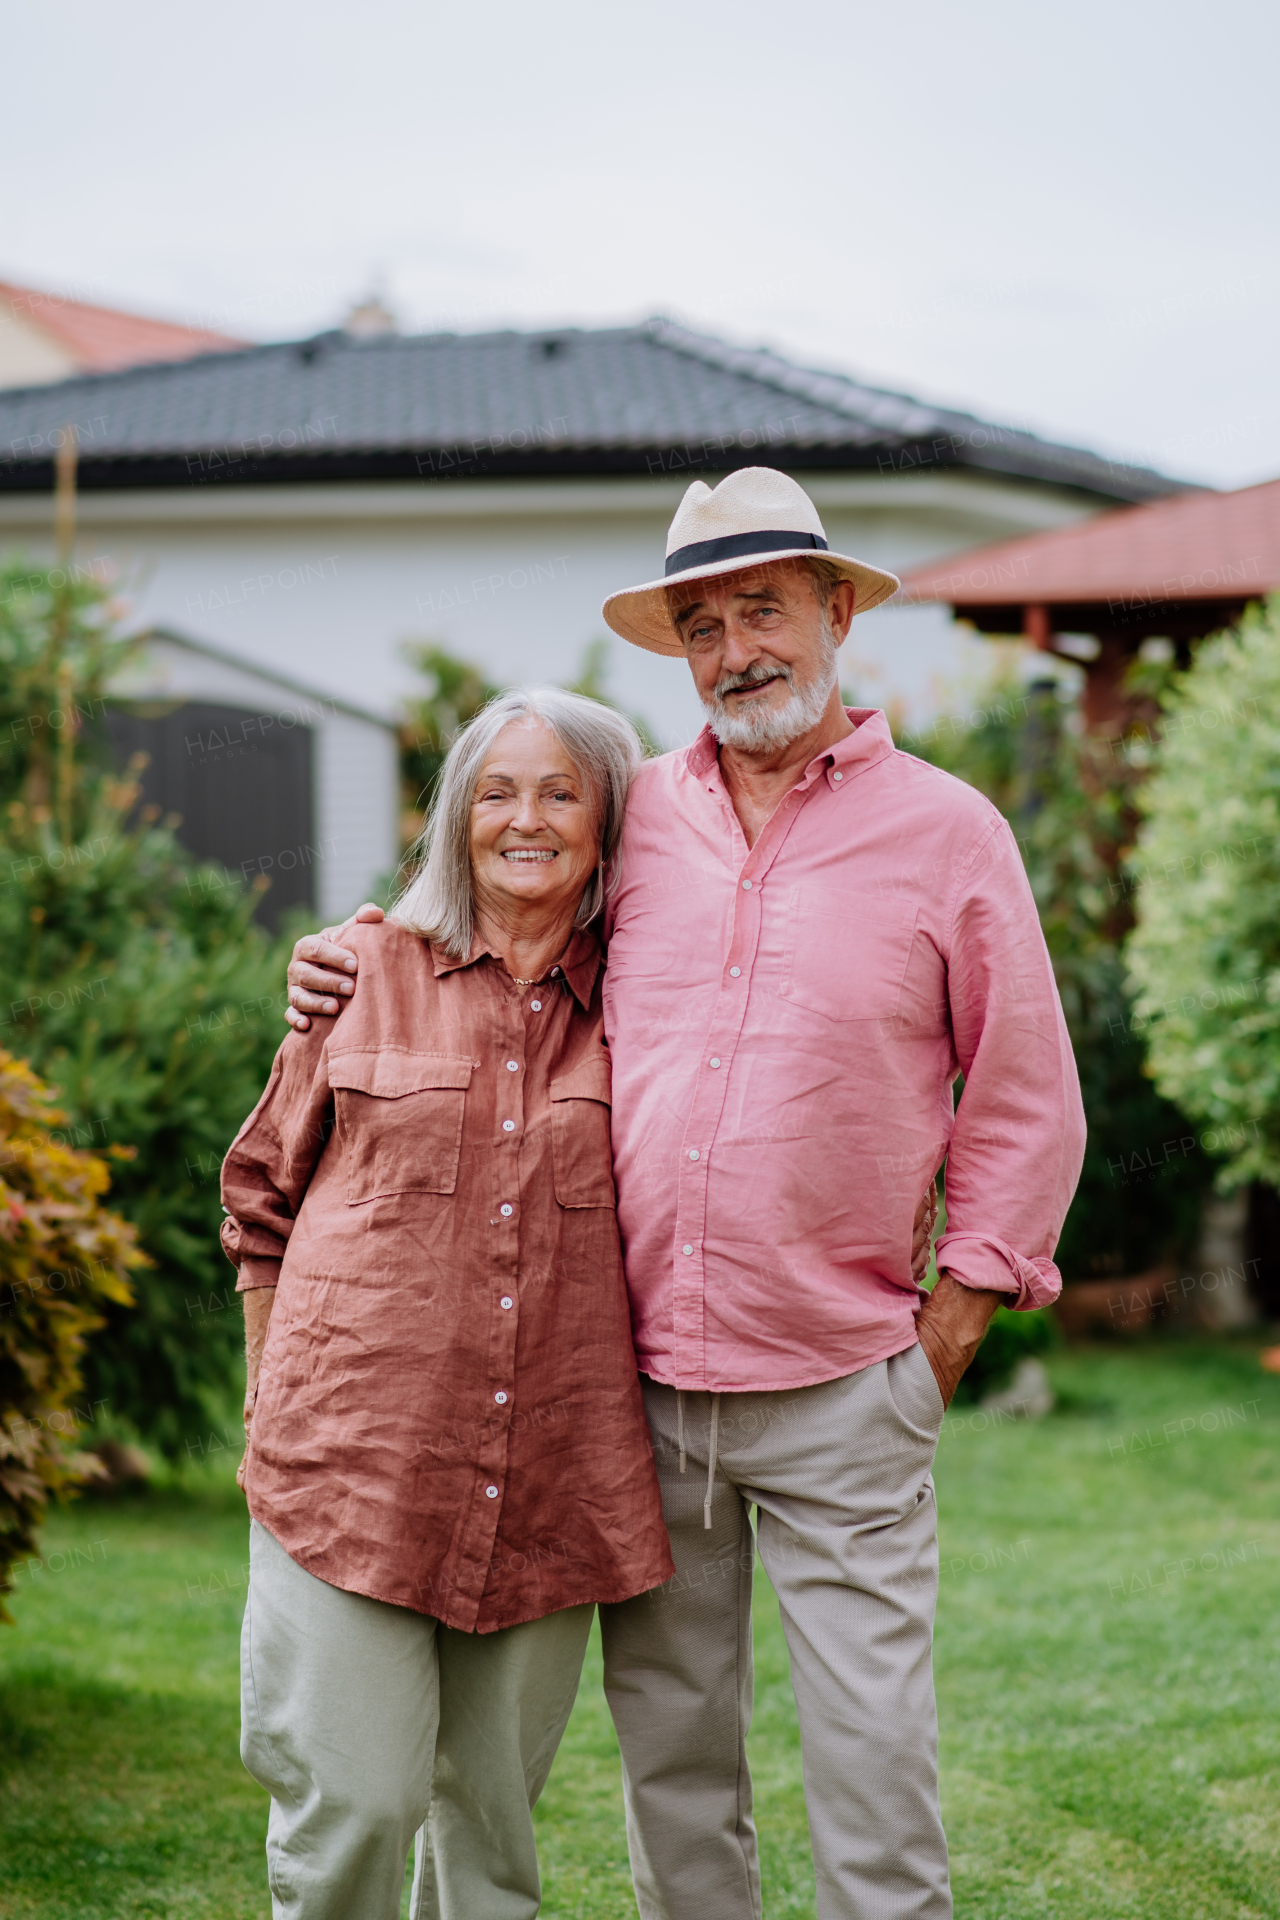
top-left (682, 1244), bottom-right (694, 1256)
top-left (833, 770), bottom-right (843, 781)
top-left (729, 966), bottom-right (741, 977)
top-left (530, 999), bottom-right (542, 1011)
top-left (709, 1057), bottom-right (721, 1069)
top-left (551, 967), bottom-right (560, 975)
top-left (741, 879), bottom-right (752, 890)
top-left (506, 1060), bottom-right (519, 1072)
top-left (502, 1119), bottom-right (515, 1132)
top-left (688, 1149), bottom-right (700, 1160)
top-left (486, 1484), bottom-right (499, 1498)
top-left (494, 1391), bottom-right (508, 1405)
top-left (500, 1203), bottom-right (513, 1217)
top-left (500, 1296), bottom-right (513, 1309)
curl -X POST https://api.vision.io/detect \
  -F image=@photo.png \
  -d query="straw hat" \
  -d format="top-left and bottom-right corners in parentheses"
top-left (602, 467), bottom-right (900, 656)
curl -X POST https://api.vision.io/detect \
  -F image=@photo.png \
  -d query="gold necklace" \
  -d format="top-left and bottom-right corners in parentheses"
top-left (512, 977), bottom-right (540, 988)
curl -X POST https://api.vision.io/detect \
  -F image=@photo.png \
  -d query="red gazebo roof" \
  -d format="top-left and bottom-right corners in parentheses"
top-left (899, 475), bottom-right (1280, 638)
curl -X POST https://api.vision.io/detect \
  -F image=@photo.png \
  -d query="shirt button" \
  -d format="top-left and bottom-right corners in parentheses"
top-left (833, 770), bottom-right (843, 781)
top-left (500, 1203), bottom-right (513, 1217)
top-left (502, 1119), bottom-right (515, 1132)
top-left (530, 999), bottom-right (542, 1011)
top-left (500, 1296), bottom-right (513, 1309)
top-left (506, 1060), bottom-right (519, 1072)
top-left (729, 966), bottom-right (741, 978)
top-left (551, 967), bottom-right (560, 976)
top-left (688, 1149), bottom-right (700, 1160)
top-left (682, 1244), bottom-right (694, 1256)
top-left (741, 879), bottom-right (753, 890)
top-left (709, 1057), bottom-right (721, 1069)
top-left (494, 1391), bottom-right (508, 1405)
top-left (486, 1484), bottom-right (499, 1498)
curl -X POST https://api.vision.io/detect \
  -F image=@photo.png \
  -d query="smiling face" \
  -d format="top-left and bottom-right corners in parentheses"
top-left (668, 561), bottom-right (857, 752)
top-left (468, 718), bottom-right (601, 932)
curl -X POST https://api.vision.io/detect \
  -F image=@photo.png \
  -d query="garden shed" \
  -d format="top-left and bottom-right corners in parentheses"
top-left (107, 628), bottom-right (399, 926)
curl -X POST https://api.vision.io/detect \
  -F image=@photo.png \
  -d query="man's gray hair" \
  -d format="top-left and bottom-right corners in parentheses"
top-left (804, 556), bottom-right (844, 607)
top-left (389, 686), bottom-right (643, 957)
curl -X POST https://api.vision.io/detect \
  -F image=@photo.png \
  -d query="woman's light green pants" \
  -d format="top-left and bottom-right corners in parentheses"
top-left (240, 1520), bottom-right (593, 1920)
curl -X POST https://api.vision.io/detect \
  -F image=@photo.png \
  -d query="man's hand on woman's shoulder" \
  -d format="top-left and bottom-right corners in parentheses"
top-left (286, 902), bottom-right (384, 1030)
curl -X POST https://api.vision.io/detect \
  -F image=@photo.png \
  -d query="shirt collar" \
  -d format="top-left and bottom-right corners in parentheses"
top-left (683, 707), bottom-right (895, 789)
top-left (429, 924), bottom-right (601, 1009)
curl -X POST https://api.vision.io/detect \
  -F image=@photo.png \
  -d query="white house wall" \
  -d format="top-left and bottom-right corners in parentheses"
top-left (0, 470), bottom-right (1100, 748)
top-left (311, 709), bottom-right (400, 919)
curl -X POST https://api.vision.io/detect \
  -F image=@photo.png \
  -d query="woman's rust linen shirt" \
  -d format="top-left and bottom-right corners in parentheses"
top-left (220, 920), bottom-right (673, 1632)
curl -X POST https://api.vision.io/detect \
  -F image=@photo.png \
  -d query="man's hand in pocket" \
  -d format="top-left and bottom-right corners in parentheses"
top-left (915, 1272), bottom-right (1006, 1409)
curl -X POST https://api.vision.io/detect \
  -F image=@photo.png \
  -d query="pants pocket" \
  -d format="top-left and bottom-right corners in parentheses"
top-left (885, 1340), bottom-right (945, 1437)
top-left (240, 1558), bottom-right (293, 1802)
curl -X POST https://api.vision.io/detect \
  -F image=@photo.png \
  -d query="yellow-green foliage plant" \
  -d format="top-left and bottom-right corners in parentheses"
top-left (1126, 597), bottom-right (1280, 1188)
top-left (0, 1049), bottom-right (141, 1619)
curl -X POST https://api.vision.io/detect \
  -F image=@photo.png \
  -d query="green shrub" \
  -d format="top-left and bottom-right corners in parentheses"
top-left (0, 1048), bottom-right (142, 1617)
top-left (1125, 598), bottom-right (1280, 1188)
top-left (0, 559), bottom-right (290, 1455)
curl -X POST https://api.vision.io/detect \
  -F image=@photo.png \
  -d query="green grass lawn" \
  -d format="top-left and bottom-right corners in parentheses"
top-left (2, 1338), bottom-right (1278, 1918)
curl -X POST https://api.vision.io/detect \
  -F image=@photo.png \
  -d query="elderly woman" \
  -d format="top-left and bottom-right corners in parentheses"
top-left (221, 688), bottom-right (673, 1920)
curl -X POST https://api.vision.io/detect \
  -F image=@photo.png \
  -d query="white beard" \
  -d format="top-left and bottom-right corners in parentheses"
top-left (702, 625), bottom-right (840, 752)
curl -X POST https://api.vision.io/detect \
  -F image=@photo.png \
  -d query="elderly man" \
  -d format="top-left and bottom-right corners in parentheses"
top-left (286, 468), bottom-right (1086, 1920)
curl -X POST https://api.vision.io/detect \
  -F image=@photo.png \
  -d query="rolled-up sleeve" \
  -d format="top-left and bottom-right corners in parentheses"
top-left (220, 1018), bottom-right (336, 1291)
top-left (934, 819), bottom-right (1086, 1309)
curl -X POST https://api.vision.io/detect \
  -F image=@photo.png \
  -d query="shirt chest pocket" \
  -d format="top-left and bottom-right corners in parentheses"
top-left (779, 889), bottom-right (920, 1026)
top-left (329, 1051), bottom-right (474, 1205)
top-left (549, 1056), bottom-right (615, 1209)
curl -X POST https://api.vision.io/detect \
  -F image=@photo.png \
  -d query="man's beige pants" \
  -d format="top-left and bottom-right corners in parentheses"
top-left (600, 1344), bottom-right (951, 1920)
top-left (240, 1520), bottom-right (593, 1920)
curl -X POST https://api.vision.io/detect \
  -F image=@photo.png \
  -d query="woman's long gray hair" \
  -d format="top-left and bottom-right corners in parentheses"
top-left (389, 686), bottom-right (644, 956)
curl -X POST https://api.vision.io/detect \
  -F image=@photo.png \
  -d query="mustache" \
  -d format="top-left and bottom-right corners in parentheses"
top-left (713, 660), bottom-right (793, 702)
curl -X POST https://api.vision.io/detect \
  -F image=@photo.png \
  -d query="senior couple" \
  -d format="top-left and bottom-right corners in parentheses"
top-left (223, 468), bottom-right (1086, 1920)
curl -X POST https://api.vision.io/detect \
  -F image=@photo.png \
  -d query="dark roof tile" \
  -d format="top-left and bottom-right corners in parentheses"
top-left (0, 316), bottom-right (1179, 502)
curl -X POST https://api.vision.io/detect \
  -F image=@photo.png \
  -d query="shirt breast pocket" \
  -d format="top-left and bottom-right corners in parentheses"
top-left (779, 889), bottom-right (920, 1026)
top-left (549, 1055), bottom-right (615, 1209)
top-left (329, 1051), bottom-right (474, 1204)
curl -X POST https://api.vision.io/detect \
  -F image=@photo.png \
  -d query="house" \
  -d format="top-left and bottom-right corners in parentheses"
top-left (898, 475), bottom-right (1280, 731)
top-left (0, 279), bottom-right (243, 389)
top-left (0, 316), bottom-right (1180, 916)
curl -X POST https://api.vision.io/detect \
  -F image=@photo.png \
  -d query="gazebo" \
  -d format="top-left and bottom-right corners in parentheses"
top-left (898, 475), bottom-right (1280, 732)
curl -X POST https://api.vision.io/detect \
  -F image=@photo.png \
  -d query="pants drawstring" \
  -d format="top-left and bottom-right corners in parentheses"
top-left (676, 1391), bottom-right (686, 1473)
top-left (703, 1394), bottom-right (720, 1530)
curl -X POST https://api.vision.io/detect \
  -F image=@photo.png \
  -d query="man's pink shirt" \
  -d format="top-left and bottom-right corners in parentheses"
top-left (603, 709), bottom-right (1086, 1394)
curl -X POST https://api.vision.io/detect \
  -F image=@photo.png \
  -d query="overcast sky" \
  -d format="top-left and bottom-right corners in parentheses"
top-left (5, 0), bottom-right (1277, 487)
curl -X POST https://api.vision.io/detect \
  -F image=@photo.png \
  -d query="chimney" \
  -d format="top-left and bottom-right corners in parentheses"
top-left (343, 294), bottom-right (398, 339)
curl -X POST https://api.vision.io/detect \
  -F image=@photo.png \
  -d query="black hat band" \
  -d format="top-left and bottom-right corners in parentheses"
top-left (664, 529), bottom-right (830, 577)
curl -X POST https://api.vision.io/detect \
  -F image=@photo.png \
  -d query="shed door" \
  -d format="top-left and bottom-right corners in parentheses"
top-left (106, 701), bottom-right (315, 928)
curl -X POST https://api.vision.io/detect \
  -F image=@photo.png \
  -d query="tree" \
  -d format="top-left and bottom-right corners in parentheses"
top-left (399, 643), bottom-right (503, 844)
top-left (1125, 598), bottom-right (1280, 1191)
top-left (0, 1049), bottom-right (142, 1617)
top-left (904, 662), bottom-right (1213, 1280)
top-left (562, 639), bottom-right (660, 755)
